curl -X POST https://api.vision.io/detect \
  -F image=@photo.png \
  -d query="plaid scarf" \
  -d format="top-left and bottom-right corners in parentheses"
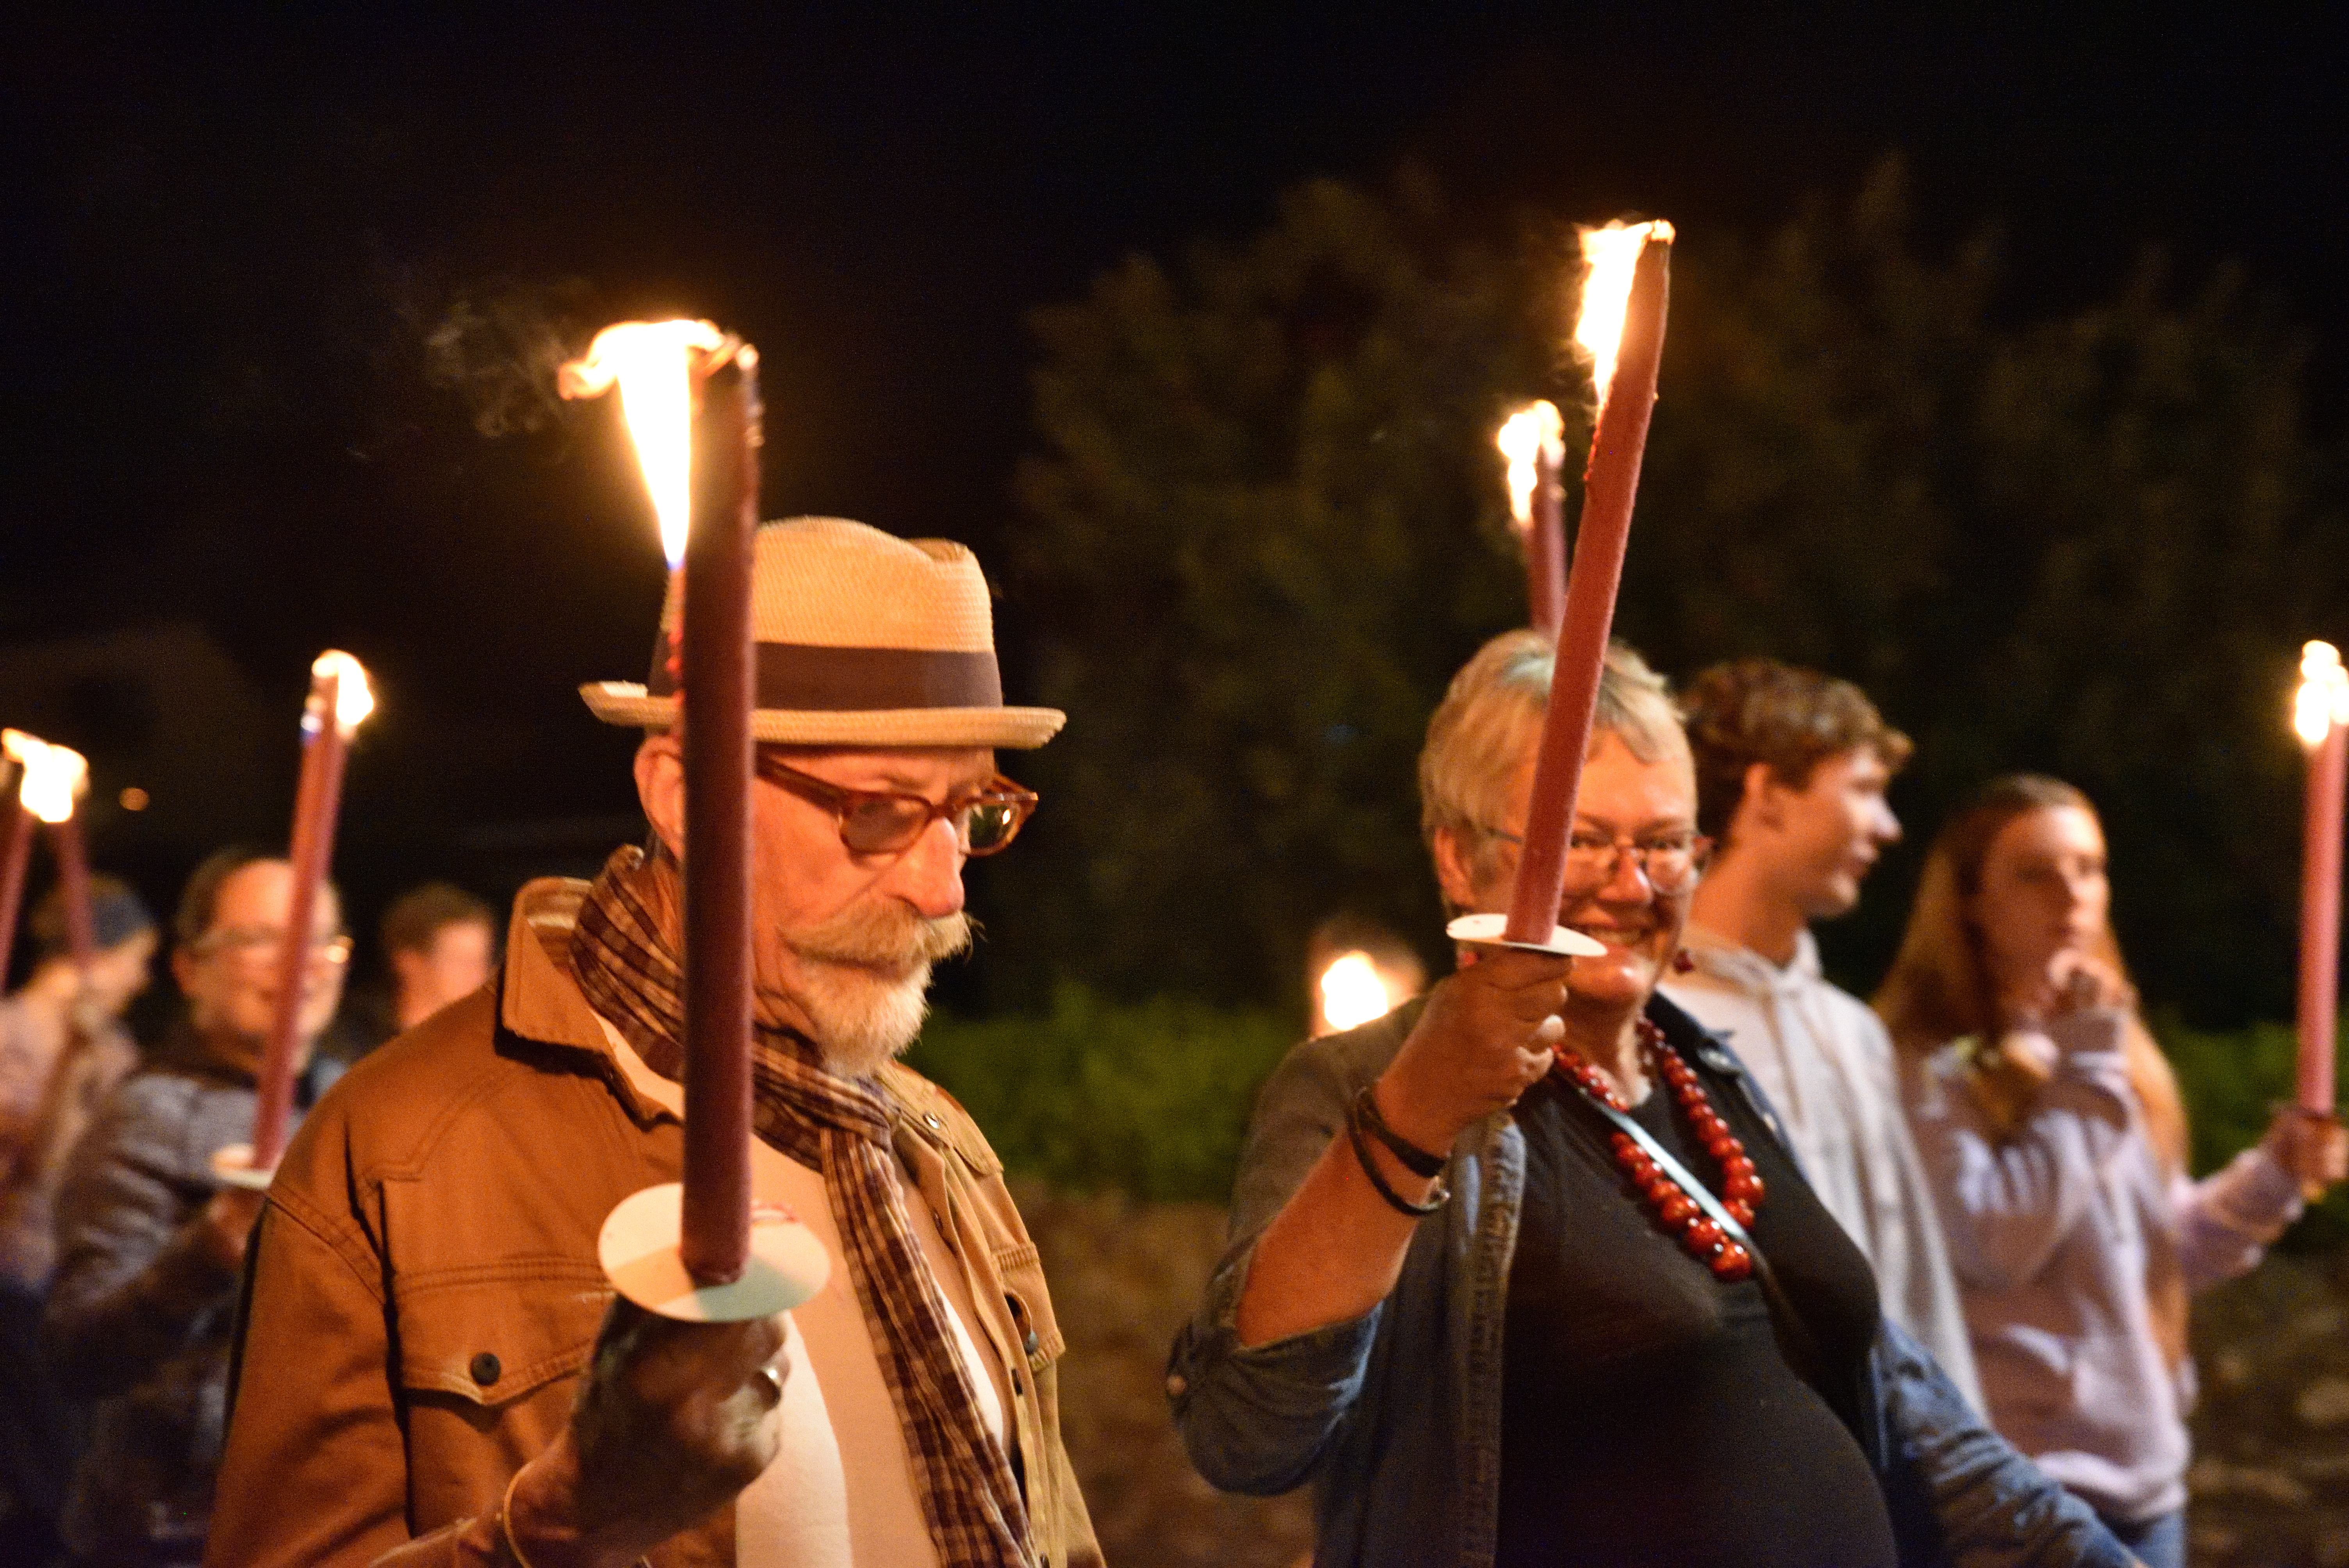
top-left (570, 847), bottom-right (1031, 1566)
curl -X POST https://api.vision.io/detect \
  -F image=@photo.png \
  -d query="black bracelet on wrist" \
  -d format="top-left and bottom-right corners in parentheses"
top-left (1352, 1084), bottom-right (1449, 1179)
top-left (1347, 1094), bottom-right (1450, 1217)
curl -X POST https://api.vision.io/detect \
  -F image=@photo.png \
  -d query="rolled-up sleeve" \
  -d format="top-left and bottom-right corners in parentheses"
top-left (1166, 1035), bottom-right (1383, 1495)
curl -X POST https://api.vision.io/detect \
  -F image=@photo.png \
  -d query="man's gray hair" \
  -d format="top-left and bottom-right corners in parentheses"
top-left (1418, 632), bottom-right (1686, 885)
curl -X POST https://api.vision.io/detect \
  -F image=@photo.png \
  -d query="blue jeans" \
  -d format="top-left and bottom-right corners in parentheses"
top-left (2100, 1509), bottom-right (2183, 1568)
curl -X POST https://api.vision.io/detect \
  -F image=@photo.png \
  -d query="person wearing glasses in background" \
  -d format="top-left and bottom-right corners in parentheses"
top-left (44, 848), bottom-right (349, 1568)
top-left (1169, 631), bottom-right (2130, 1568)
top-left (207, 520), bottom-right (1100, 1568)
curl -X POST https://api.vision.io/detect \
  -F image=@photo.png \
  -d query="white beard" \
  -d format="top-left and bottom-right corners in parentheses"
top-left (779, 900), bottom-right (972, 1079)
top-left (795, 960), bottom-right (935, 1079)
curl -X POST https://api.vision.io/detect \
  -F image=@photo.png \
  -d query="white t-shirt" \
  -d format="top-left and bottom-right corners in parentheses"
top-left (599, 1021), bottom-right (1010, 1568)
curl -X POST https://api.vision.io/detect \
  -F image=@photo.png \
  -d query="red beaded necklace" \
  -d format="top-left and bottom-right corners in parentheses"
top-left (1550, 1017), bottom-right (1767, 1282)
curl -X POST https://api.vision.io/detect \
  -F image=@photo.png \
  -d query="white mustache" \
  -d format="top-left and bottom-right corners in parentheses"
top-left (787, 902), bottom-right (973, 971)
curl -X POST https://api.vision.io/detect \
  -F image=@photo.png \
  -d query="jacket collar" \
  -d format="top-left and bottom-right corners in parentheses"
top-left (496, 876), bottom-right (676, 1128)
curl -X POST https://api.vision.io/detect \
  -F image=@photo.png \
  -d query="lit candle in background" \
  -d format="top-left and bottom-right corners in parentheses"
top-left (0, 732), bottom-right (87, 988)
top-left (0, 744), bottom-right (40, 989)
top-left (563, 320), bottom-right (759, 1287)
top-left (1498, 401), bottom-right (1567, 640)
top-left (2294, 640), bottom-right (2349, 1114)
top-left (1315, 951), bottom-right (1408, 1035)
top-left (48, 811), bottom-right (96, 975)
top-left (1306, 912), bottom-right (1431, 1037)
top-left (1501, 221), bottom-right (1674, 948)
top-left (249, 652), bottom-right (374, 1171)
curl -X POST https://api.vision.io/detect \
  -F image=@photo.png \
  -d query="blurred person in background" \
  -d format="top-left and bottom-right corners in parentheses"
top-left (0, 878), bottom-right (155, 1567)
top-left (383, 882), bottom-right (495, 1033)
top-left (43, 847), bottom-right (347, 1568)
top-left (332, 882), bottom-right (500, 1061)
top-left (1878, 774), bottom-right (2349, 1568)
top-left (1170, 632), bottom-right (2128, 1568)
top-left (1663, 657), bottom-right (1981, 1409)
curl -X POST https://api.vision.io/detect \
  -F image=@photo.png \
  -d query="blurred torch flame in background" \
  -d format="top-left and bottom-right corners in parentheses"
top-left (1310, 925), bottom-right (1427, 1037)
top-left (560, 320), bottom-right (728, 568)
top-left (2298, 641), bottom-right (2349, 747)
top-left (310, 651), bottom-right (377, 738)
top-left (3, 730), bottom-right (88, 824)
top-left (1574, 220), bottom-right (1673, 411)
top-left (1496, 401), bottom-right (1564, 536)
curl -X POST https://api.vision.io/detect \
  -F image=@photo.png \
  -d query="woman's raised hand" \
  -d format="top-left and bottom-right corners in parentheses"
top-left (2264, 1105), bottom-right (2349, 1198)
top-left (1376, 949), bottom-right (1572, 1154)
top-left (2003, 949), bottom-right (2135, 1032)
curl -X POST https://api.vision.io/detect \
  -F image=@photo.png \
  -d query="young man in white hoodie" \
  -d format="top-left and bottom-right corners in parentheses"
top-left (1660, 657), bottom-right (1982, 1410)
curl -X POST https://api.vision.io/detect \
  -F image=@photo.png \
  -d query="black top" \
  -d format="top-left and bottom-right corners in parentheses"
top-left (1496, 1010), bottom-right (1896, 1568)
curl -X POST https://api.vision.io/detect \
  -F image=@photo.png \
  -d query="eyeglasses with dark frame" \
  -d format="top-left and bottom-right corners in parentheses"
top-left (1484, 825), bottom-right (1714, 894)
top-left (754, 752), bottom-right (1039, 858)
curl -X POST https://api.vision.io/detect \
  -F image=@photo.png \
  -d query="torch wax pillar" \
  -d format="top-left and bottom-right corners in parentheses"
top-left (251, 675), bottom-right (350, 1171)
top-left (48, 816), bottom-right (96, 972)
top-left (1528, 444), bottom-right (1567, 641)
top-left (1504, 235), bottom-right (1673, 946)
top-left (2301, 717), bottom-right (2347, 1112)
top-left (0, 800), bottom-right (32, 991)
top-left (678, 351), bottom-right (760, 1287)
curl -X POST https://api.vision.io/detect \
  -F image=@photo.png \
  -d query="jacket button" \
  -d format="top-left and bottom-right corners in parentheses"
top-left (469, 1352), bottom-right (502, 1387)
top-left (1166, 1374), bottom-right (1188, 1398)
top-left (923, 1113), bottom-right (943, 1130)
top-left (1023, 1328), bottom-right (1041, 1356)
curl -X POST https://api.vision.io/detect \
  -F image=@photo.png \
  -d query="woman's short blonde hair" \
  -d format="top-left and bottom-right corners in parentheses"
top-left (1418, 631), bottom-right (1686, 885)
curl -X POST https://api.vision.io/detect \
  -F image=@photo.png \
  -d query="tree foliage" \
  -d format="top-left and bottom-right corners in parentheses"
top-left (995, 161), bottom-right (2344, 1025)
top-left (991, 176), bottom-right (1562, 1003)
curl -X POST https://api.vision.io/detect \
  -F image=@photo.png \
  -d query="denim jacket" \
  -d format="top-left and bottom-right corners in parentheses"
top-left (1167, 991), bottom-right (2132, 1568)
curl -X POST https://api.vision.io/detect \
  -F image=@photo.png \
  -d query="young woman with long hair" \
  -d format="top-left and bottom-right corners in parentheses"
top-left (1878, 774), bottom-right (2346, 1568)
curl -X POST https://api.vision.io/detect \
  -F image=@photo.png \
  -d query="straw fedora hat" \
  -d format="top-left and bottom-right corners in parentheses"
top-left (581, 517), bottom-right (1065, 749)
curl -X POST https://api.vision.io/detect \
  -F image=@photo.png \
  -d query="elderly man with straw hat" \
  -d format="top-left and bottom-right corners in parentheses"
top-left (208, 519), bottom-right (1099, 1568)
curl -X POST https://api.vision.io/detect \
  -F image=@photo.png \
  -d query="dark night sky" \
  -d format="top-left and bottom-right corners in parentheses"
top-left (3, 4), bottom-right (2346, 981)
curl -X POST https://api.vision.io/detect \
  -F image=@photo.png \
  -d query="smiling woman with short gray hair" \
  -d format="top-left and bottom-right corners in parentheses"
top-left (1170, 630), bottom-right (2134, 1568)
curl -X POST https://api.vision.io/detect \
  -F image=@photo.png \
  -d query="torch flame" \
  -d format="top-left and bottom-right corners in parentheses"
top-left (1497, 401), bottom-right (1565, 535)
top-left (309, 650), bottom-right (376, 738)
top-left (1573, 219), bottom-right (1674, 411)
top-left (1319, 950), bottom-right (1400, 1034)
top-left (2297, 641), bottom-right (2349, 747)
top-left (3, 730), bottom-right (88, 825)
top-left (560, 320), bottom-right (728, 568)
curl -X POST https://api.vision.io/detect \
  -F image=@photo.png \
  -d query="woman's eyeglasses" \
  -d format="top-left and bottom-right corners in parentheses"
top-left (754, 752), bottom-right (1039, 858)
top-left (1485, 827), bottom-right (1713, 894)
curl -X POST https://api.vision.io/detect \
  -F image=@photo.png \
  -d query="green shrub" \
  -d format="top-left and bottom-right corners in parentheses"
top-left (2157, 1012), bottom-right (2348, 1249)
top-left (911, 989), bottom-right (2349, 1248)
top-left (906, 984), bottom-right (1303, 1203)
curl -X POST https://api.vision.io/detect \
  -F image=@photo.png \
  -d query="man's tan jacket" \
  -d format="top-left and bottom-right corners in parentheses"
top-left (206, 879), bottom-right (1101, 1568)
